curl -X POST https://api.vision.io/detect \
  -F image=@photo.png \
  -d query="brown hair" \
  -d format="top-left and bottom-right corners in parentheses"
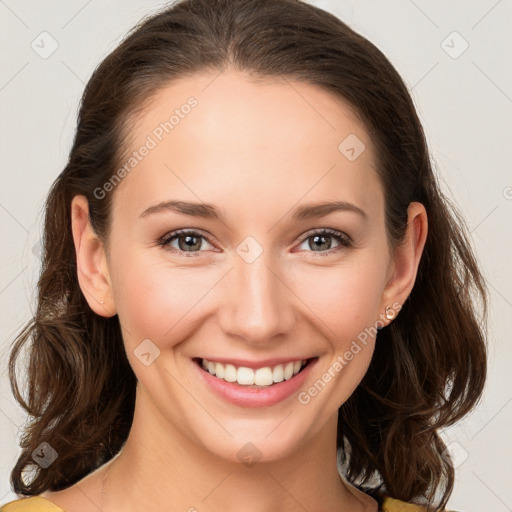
top-left (8, 0), bottom-right (487, 509)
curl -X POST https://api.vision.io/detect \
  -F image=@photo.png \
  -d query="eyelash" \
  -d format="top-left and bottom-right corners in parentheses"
top-left (157, 228), bottom-right (353, 258)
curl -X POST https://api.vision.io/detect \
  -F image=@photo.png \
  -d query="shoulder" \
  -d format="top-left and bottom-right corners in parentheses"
top-left (382, 497), bottom-right (428, 511)
top-left (381, 497), bottom-right (460, 512)
top-left (0, 497), bottom-right (65, 512)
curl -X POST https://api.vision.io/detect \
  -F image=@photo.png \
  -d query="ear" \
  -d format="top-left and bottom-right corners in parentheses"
top-left (70, 195), bottom-right (116, 317)
top-left (380, 202), bottom-right (428, 324)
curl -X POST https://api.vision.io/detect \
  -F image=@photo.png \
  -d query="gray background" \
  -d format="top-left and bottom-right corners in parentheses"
top-left (1, 1), bottom-right (511, 510)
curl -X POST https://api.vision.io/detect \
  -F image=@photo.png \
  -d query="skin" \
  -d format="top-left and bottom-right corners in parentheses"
top-left (42, 69), bottom-right (427, 512)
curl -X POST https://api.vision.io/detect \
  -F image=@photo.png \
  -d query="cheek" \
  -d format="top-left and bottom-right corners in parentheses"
top-left (110, 252), bottom-right (217, 349)
top-left (293, 259), bottom-right (385, 415)
top-left (291, 257), bottom-right (386, 343)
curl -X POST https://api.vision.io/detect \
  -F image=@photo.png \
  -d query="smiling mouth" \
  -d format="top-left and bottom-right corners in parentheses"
top-left (193, 357), bottom-right (317, 388)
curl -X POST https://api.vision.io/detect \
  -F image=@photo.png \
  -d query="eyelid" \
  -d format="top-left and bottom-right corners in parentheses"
top-left (297, 228), bottom-right (353, 246)
top-left (293, 228), bottom-right (353, 254)
top-left (158, 228), bottom-right (217, 254)
top-left (158, 227), bottom-right (352, 256)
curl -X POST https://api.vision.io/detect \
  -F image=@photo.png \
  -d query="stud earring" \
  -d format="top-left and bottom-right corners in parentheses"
top-left (99, 300), bottom-right (105, 305)
top-left (385, 305), bottom-right (395, 320)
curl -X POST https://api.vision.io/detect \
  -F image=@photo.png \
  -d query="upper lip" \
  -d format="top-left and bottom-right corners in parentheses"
top-left (194, 356), bottom-right (317, 369)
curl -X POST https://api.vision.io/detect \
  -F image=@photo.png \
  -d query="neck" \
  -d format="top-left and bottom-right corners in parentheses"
top-left (100, 385), bottom-right (374, 512)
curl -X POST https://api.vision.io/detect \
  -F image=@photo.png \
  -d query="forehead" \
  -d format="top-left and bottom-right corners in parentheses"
top-left (112, 69), bottom-right (383, 226)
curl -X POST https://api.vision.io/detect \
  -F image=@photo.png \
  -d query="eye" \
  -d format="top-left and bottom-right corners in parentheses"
top-left (158, 229), bottom-right (215, 256)
top-left (295, 229), bottom-right (352, 254)
top-left (157, 228), bottom-right (352, 257)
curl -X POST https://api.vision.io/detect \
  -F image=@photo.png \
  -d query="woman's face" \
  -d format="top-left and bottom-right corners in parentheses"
top-left (76, 69), bottom-right (419, 463)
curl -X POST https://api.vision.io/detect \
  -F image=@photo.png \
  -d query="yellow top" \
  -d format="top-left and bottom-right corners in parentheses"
top-left (0, 495), bottom-right (453, 511)
top-left (1, 498), bottom-right (63, 512)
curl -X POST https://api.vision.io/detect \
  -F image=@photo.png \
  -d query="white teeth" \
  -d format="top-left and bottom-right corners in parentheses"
top-left (254, 367), bottom-right (273, 386)
top-left (215, 362), bottom-right (225, 379)
top-left (199, 358), bottom-right (307, 387)
top-left (283, 362), bottom-right (294, 380)
top-left (224, 364), bottom-right (237, 382)
top-left (272, 364), bottom-right (284, 383)
top-left (237, 367), bottom-right (254, 386)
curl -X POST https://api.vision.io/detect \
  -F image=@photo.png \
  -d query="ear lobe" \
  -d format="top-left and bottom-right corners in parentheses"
top-left (70, 195), bottom-right (116, 317)
top-left (381, 201), bottom-right (428, 319)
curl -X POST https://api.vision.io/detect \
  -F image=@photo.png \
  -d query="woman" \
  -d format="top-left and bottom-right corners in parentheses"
top-left (2, 0), bottom-right (487, 511)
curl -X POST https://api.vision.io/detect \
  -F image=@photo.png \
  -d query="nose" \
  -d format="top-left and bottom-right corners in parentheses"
top-left (217, 248), bottom-right (296, 346)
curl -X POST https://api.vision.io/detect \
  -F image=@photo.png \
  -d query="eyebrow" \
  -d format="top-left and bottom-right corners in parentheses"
top-left (139, 199), bottom-right (367, 221)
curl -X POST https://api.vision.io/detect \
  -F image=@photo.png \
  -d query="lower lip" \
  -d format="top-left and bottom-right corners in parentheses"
top-left (193, 358), bottom-right (318, 408)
